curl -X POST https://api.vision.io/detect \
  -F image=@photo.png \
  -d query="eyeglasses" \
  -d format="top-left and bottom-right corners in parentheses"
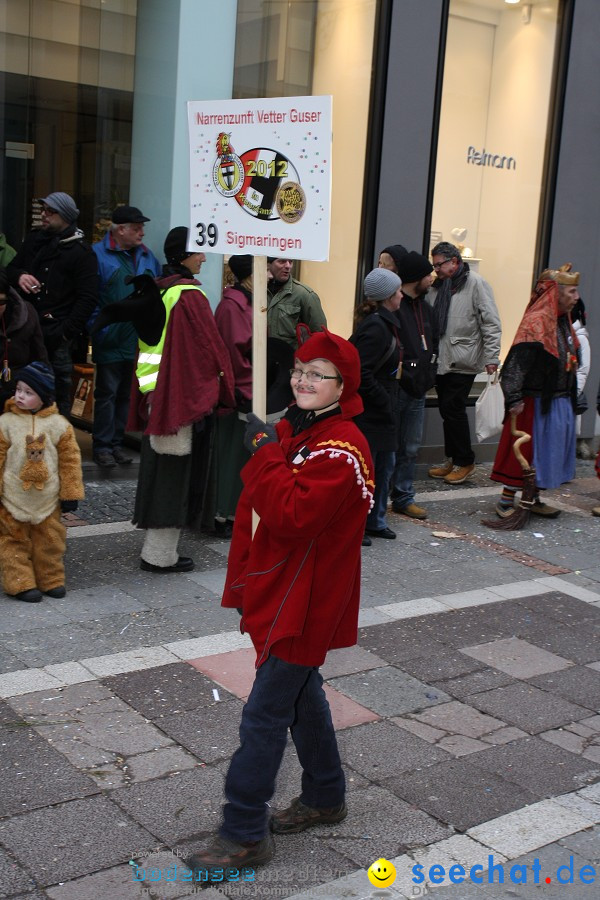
top-left (41, 206), bottom-right (59, 216)
top-left (432, 258), bottom-right (454, 270)
top-left (290, 368), bottom-right (341, 384)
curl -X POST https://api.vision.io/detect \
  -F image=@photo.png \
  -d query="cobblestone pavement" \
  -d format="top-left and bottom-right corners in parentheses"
top-left (0, 458), bottom-right (599, 898)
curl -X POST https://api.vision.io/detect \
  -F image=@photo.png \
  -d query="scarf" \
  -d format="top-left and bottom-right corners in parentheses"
top-left (433, 261), bottom-right (470, 337)
top-left (511, 278), bottom-right (578, 359)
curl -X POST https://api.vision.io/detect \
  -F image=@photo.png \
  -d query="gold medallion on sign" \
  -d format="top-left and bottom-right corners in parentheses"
top-left (276, 181), bottom-right (306, 224)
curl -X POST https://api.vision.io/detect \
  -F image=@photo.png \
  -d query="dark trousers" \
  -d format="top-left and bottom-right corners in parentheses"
top-left (92, 360), bottom-right (135, 453)
top-left (48, 339), bottom-right (75, 419)
top-left (435, 372), bottom-right (476, 466)
top-left (221, 654), bottom-right (345, 843)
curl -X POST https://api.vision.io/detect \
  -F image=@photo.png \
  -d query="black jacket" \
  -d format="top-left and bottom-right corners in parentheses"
top-left (395, 292), bottom-right (438, 398)
top-left (0, 288), bottom-right (49, 411)
top-left (349, 307), bottom-right (402, 451)
top-left (7, 226), bottom-right (98, 350)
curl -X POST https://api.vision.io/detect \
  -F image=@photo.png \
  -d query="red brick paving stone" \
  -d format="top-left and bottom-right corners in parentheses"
top-left (323, 683), bottom-right (380, 729)
top-left (187, 647), bottom-right (256, 700)
top-left (187, 650), bottom-right (379, 729)
top-left (408, 518), bottom-right (571, 575)
top-left (61, 512), bottom-right (88, 527)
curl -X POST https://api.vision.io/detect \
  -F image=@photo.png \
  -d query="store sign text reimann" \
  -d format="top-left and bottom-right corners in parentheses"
top-left (467, 146), bottom-right (516, 170)
top-left (188, 96), bottom-right (332, 261)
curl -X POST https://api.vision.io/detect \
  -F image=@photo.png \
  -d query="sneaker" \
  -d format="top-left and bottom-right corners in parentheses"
top-left (185, 833), bottom-right (274, 874)
top-left (93, 450), bottom-right (116, 468)
top-left (495, 503), bottom-right (516, 519)
top-left (444, 464), bottom-right (475, 485)
top-left (592, 507), bottom-right (600, 517)
top-left (394, 502), bottom-right (427, 520)
top-left (112, 447), bottom-right (133, 465)
top-left (530, 501), bottom-right (561, 518)
top-left (428, 459), bottom-right (453, 479)
top-left (270, 797), bottom-right (347, 834)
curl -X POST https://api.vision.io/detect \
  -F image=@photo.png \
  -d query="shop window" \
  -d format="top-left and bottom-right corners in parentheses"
top-left (431, 0), bottom-right (560, 358)
top-left (232, 0), bottom-right (377, 338)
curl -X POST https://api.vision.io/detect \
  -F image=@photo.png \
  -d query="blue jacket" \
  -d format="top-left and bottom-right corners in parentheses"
top-left (91, 232), bottom-right (161, 363)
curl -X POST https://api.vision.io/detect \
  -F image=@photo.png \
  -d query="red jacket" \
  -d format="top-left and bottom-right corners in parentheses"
top-left (222, 412), bottom-right (374, 667)
top-left (215, 285), bottom-right (252, 404)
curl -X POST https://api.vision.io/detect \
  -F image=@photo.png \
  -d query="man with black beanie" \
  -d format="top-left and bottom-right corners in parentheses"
top-left (390, 252), bottom-right (438, 519)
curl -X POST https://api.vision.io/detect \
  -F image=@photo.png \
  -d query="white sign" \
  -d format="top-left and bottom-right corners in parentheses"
top-left (187, 95), bottom-right (332, 261)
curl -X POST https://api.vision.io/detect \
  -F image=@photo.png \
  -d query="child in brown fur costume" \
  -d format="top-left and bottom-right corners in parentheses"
top-left (0, 362), bottom-right (84, 602)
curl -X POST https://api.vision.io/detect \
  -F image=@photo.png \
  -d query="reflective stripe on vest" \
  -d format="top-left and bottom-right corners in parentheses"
top-left (136, 284), bottom-right (199, 393)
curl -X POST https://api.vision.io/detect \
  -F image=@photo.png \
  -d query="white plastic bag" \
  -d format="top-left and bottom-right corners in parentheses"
top-left (475, 374), bottom-right (504, 442)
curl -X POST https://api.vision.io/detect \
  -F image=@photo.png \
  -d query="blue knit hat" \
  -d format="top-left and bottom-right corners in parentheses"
top-left (16, 362), bottom-right (56, 407)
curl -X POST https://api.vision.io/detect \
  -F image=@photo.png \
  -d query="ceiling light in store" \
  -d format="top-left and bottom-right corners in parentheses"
top-left (505, 0), bottom-right (520, 5)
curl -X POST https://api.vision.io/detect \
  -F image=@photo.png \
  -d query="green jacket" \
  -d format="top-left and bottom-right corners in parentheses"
top-left (267, 277), bottom-right (326, 348)
top-left (0, 233), bottom-right (16, 269)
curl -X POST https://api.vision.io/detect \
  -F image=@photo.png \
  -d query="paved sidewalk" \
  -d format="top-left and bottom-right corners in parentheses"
top-left (1, 460), bottom-right (599, 899)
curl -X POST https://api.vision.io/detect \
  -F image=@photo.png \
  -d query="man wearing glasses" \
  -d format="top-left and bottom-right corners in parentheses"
top-left (427, 241), bottom-right (501, 484)
top-left (7, 192), bottom-right (98, 417)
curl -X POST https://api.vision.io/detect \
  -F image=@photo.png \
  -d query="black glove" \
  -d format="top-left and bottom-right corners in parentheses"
top-left (60, 500), bottom-right (78, 513)
top-left (243, 413), bottom-right (277, 454)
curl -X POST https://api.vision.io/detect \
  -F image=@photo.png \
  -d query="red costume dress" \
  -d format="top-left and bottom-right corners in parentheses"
top-left (186, 330), bottom-right (374, 861)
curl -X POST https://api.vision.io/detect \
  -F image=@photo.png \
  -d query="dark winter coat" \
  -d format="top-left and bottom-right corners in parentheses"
top-left (0, 288), bottom-right (49, 412)
top-left (349, 307), bottom-right (402, 451)
top-left (7, 226), bottom-right (98, 351)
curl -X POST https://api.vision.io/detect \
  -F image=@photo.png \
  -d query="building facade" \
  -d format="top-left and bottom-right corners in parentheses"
top-left (1, 0), bottom-right (598, 444)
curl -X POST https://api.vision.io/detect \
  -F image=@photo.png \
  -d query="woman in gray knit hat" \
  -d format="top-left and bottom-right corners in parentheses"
top-left (349, 268), bottom-right (403, 545)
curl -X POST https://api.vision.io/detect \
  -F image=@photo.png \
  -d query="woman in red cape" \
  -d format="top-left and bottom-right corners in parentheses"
top-left (491, 264), bottom-right (580, 519)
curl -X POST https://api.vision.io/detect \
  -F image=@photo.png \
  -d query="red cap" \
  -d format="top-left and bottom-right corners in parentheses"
top-left (295, 328), bottom-right (363, 417)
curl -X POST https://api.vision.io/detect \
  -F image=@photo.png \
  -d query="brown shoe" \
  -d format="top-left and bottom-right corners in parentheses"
top-left (592, 507), bottom-right (600, 518)
top-left (394, 502), bottom-right (427, 520)
top-left (428, 459), bottom-right (453, 479)
top-left (185, 833), bottom-right (274, 875)
top-left (530, 501), bottom-right (561, 518)
top-left (270, 796), bottom-right (347, 834)
top-left (444, 464), bottom-right (475, 485)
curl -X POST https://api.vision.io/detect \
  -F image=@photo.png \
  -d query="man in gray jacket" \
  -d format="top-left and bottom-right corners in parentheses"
top-left (427, 242), bottom-right (501, 484)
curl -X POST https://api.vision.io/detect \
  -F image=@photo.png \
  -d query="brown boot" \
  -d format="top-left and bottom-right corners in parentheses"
top-left (444, 463), bottom-right (475, 485)
top-left (270, 797), bottom-right (347, 834)
top-left (428, 459), bottom-right (453, 479)
top-left (185, 833), bottom-right (274, 875)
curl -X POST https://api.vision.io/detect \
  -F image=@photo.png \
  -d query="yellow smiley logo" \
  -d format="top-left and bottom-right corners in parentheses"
top-left (367, 858), bottom-right (397, 888)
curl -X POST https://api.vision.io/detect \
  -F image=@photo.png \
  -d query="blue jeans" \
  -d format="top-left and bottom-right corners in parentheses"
top-left (221, 654), bottom-right (345, 842)
top-left (366, 449), bottom-right (395, 532)
top-left (92, 360), bottom-right (135, 453)
top-left (390, 391), bottom-right (426, 509)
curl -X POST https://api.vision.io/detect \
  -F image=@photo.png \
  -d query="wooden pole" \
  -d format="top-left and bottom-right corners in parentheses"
top-left (251, 255), bottom-right (268, 534)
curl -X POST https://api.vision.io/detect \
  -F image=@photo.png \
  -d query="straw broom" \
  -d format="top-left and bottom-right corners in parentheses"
top-left (482, 412), bottom-right (536, 530)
